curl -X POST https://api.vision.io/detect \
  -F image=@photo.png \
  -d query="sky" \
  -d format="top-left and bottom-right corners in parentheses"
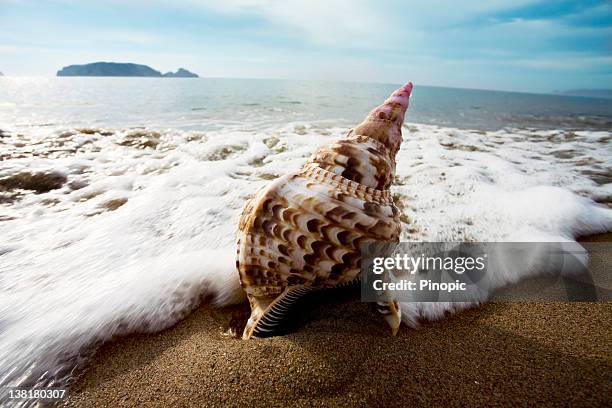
top-left (0, 0), bottom-right (610, 93)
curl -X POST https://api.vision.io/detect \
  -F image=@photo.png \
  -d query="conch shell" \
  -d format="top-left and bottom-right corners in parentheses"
top-left (237, 82), bottom-right (413, 339)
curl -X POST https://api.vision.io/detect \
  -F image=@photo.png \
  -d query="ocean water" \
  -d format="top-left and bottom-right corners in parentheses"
top-left (1, 78), bottom-right (611, 396)
top-left (2, 77), bottom-right (612, 132)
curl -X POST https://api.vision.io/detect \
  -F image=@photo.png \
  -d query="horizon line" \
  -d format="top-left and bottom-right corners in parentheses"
top-left (1, 74), bottom-right (610, 98)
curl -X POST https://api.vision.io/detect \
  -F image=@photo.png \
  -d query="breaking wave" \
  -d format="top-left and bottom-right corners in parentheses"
top-left (1, 121), bottom-right (611, 397)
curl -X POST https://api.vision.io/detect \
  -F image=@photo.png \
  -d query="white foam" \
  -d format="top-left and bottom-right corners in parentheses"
top-left (392, 125), bottom-right (612, 324)
top-left (0, 122), bottom-right (611, 391)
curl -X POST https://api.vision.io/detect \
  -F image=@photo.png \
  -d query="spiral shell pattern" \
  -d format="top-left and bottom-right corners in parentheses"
top-left (237, 82), bottom-right (413, 338)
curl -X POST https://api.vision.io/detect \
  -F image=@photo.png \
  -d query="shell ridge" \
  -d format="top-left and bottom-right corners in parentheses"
top-left (300, 163), bottom-right (391, 204)
top-left (345, 131), bottom-right (390, 156)
top-left (282, 178), bottom-right (393, 238)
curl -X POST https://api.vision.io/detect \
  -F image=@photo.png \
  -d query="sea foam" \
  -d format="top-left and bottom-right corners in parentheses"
top-left (0, 122), bottom-right (611, 393)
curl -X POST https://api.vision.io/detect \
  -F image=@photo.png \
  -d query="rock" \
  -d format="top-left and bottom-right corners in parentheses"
top-left (118, 130), bottom-right (162, 149)
top-left (0, 171), bottom-right (67, 193)
top-left (100, 198), bottom-right (128, 211)
top-left (163, 68), bottom-right (199, 78)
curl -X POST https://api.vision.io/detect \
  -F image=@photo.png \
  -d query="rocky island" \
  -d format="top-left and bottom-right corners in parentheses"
top-left (56, 62), bottom-right (198, 78)
top-left (162, 68), bottom-right (198, 78)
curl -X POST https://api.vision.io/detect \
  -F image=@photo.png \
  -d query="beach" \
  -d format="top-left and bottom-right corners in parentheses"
top-left (1, 78), bottom-right (612, 404)
top-left (63, 234), bottom-right (611, 407)
top-left (65, 298), bottom-right (611, 406)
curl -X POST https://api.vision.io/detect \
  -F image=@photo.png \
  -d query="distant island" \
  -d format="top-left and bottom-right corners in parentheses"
top-left (56, 62), bottom-right (198, 78)
top-left (554, 89), bottom-right (612, 100)
top-left (162, 68), bottom-right (198, 78)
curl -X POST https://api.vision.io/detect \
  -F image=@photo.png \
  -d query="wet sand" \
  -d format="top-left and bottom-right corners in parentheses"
top-left (65, 236), bottom-right (612, 407)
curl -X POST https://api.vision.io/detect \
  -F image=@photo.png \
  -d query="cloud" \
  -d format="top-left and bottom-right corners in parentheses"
top-left (40, 0), bottom-right (391, 47)
top-left (505, 54), bottom-right (612, 71)
top-left (183, 0), bottom-right (546, 46)
top-left (477, 0), bottom-right (610, 26)
top-left (1, 0), bottom-right (610, 91)
top-left (99, 30), bottom-right (159, 46)
top-left (183, 0), bottom-right (393, 47)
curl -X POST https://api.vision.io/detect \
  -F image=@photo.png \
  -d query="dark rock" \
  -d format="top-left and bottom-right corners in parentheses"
top-left (118, 130), bottom-right (162, 149)
top-left (0, 171), bottom-right (68, 193)
top-left (68, 180), bottom-right (88, 190)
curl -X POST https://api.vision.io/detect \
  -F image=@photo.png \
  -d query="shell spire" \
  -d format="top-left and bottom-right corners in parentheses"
top-left (237, 82), bottom-right (413, 339)
top-left (308, 82), bottom-right (412, 190)
top-left (354, 81), bottom-right (412, 157)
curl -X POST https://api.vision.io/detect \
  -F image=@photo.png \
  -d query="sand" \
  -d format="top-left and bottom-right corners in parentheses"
top-left (64, 236), bottom-right (612, 407)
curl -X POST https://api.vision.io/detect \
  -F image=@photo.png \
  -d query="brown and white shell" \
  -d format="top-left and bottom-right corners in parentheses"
top-left (237, 82), bottom-right (413, 338)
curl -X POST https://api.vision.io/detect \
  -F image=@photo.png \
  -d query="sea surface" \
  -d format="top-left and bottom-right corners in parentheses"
top-left (1, 78), bottom-right (611, 400)
top-left (2, 77), bottom-right (612, 131)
